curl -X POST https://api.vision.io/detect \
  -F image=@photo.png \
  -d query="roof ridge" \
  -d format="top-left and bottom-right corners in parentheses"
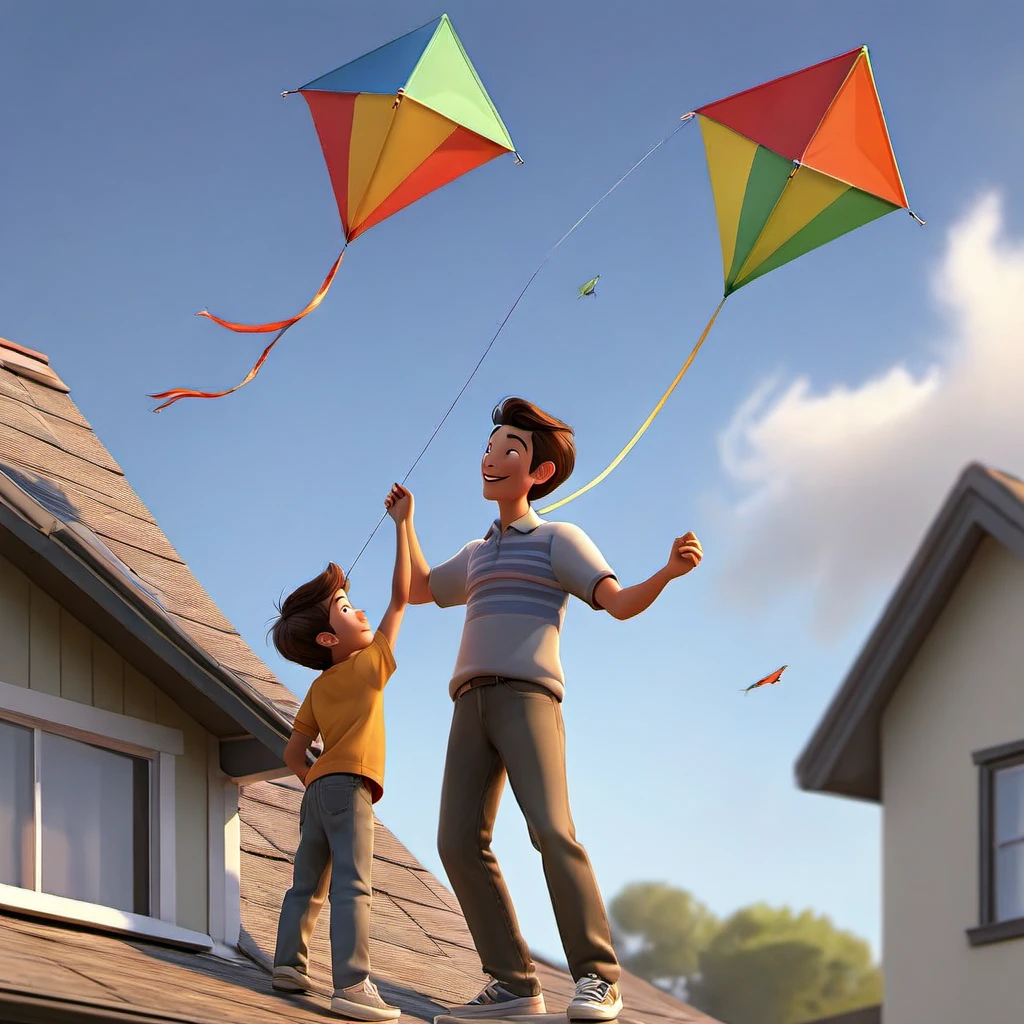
top-left (0, 337), bottom-right (50, 364)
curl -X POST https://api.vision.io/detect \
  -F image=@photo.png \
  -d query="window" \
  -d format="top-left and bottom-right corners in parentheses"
top-left (968, 739), bottom-right (1024, 946)
top-left (0, 718), bottom-right (152, 915)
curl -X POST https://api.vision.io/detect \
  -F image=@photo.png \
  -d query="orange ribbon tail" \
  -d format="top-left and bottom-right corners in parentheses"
top-left (195, 249), bottom-right (345, 333)
top-left (149, 326), bottom-right (293, 412)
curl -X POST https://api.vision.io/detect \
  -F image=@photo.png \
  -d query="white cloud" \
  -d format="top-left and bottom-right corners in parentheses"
top-left (713, 192), bottom-right (1024, 640)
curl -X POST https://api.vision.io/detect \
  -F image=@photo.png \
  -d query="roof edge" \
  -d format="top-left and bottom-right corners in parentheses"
top-left (795, 463), bottom-right (1024, 800)
top-left (0, 494), bottom-right (294, 778)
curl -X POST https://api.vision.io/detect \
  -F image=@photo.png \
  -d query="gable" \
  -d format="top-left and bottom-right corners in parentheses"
top-left (795, 463), bottom-right (1024, 801)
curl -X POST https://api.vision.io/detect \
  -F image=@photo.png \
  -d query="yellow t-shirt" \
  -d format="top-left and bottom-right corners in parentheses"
top-left (292, 631), bottom-right (395, 803)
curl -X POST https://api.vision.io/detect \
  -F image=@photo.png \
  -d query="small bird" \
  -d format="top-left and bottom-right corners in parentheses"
top-left (741, 665), bottom-right (787, 695)
top-left (578, 275), bottom-right (600, 298)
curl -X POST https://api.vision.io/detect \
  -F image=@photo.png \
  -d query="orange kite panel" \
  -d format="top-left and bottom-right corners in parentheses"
top-left (302, 91), bottom-right (359, 238)
top-left (351, 126), bottom-right (507, 240)
top-left (695, 48), bottom-right (861, 162)
top-left (801, 55), bottom-right (908, 208)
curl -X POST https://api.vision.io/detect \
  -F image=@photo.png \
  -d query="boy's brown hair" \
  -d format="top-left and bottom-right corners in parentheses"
top-left (491, 396), bottom-right (575, 501)
top-left (271, 562), bottom-right (348, 671)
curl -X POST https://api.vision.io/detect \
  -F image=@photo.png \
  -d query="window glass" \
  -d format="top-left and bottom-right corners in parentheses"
top-left (0, 720), bottom-right (34, 888)
top-left (39, 732), bottom-right (149, 914)
top-left (995, 763), bottom-right (1024, 844)
top-left (995, 843), bottom-right (1024, 922)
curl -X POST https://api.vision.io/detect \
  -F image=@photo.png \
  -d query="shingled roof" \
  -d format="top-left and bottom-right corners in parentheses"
top-left (0, 337), bottom-right (720, 1023)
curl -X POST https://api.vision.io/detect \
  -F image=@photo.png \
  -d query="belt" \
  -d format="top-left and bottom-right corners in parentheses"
top-left (453, 675), bottom-right (509, 701)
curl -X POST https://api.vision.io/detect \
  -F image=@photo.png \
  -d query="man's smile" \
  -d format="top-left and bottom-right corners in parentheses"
top-left (482, 473), bottom-right (508, 482)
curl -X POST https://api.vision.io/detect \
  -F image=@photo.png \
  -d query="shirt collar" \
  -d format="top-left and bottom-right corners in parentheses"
top-left (484, 506), bottom-right (544, 539)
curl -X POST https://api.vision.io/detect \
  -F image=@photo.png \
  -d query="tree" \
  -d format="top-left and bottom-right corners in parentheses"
top-left (608, 882), bottom-right (719, 1000)
top-left (687, 903), bottom-right (883, 1024)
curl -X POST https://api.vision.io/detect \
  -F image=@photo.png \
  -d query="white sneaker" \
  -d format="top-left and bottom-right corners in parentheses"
top-left (567, 974), bottom-right (623, 1022)
top-left (436, 979), bottom-right (546, 1020)
top-left (272, 965), bottom-right (314, 993)
top-left (330, 977), bottom-right (401, 1021)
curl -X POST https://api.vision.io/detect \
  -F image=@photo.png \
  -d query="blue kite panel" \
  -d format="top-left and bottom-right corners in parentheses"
top-left (298, 17), bottom-right (442, 95)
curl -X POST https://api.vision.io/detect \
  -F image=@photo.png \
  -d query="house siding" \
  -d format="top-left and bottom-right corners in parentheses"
top-left (0, 551), bottom-right (209, 934)
top-left (881, 536), bottom-right (1024, 1024)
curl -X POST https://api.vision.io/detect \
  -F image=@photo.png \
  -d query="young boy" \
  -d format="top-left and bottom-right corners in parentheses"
top-left (268, 485), bottom-right (411, 1021)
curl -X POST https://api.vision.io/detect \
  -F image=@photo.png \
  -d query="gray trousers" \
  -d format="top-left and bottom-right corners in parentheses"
top-left (437, 678), bottom-right (620, 997)
top-left (274, 772), bottom-right (374, 990)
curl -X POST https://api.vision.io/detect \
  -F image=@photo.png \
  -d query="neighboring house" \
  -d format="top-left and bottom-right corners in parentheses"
top-left (0, 336), bottom-right (719, 1023)
top-left (796, 463), bottom-right (1024, 1024)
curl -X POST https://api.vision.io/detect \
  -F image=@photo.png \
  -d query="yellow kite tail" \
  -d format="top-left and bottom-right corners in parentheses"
top-left (537, 296), bottom-right (727, 515)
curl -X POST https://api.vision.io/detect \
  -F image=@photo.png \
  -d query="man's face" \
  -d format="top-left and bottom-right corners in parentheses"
top-left (318, 587), bottom-right (373, 655)
top-left (482, 425), bottom-right (551, 503)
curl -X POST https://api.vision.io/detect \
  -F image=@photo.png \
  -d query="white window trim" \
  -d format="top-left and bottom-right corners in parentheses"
top-left (207, 735), bottom-right (242, 951)
top-left (0, 678), bottom-right (213, 952)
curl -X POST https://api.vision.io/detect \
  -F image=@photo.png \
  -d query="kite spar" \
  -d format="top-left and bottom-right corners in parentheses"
top-left (538, 45), bottom-right (923, 514)
top-left (150, 14), bottom-right (518, 411)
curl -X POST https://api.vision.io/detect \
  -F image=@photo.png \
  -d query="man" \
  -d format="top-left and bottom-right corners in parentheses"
top-left (400, 397), bottom-right (703, 1021)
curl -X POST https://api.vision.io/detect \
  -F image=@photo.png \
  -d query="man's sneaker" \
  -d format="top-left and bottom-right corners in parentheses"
top-left (272, 965), bottom-right (314, 993)
top-left (330, 978), bottom-right (401, 1021)
top-left (434, 979), bottom-right (546, 1020)
top-left (567, 974), bottom-right (623, 1022)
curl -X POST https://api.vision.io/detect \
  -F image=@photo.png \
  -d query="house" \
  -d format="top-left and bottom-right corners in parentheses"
top-left (0, 335), bottom-right (719, 1023)
top-left (796, 462), bottom-right (1024, 1024)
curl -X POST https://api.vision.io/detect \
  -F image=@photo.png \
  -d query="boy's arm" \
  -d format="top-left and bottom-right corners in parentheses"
top-left (594, 531), bottom-right (703, 620)
top-left (283, 728), bottom-right (315, 785)
top-left (376, 518), bottom-right (410, 648)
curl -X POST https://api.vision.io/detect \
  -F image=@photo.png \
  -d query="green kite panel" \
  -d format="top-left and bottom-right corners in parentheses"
top-left (727, 146), bottom-right (795, 288)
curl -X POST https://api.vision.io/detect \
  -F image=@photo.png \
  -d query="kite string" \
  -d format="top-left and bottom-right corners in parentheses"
top-left (345, 114), bottom-right (695, 576)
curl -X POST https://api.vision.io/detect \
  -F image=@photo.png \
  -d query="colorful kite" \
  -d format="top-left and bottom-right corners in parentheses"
top-left (578, 275), bottom-right (600, 298)
top-left (539, 45), bottom-right (922, 514)
top-left (150, 14), bottom-right (517, 412)
top-left (741, 665), bottom-right (787, 695)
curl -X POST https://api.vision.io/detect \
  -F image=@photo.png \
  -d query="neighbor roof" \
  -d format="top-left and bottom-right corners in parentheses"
top-left (796, 462), bottom-right (1024, 801)
top-left (0, 339), bottom-right (721, 1022)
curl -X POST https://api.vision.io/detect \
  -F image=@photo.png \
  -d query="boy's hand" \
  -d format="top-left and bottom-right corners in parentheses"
top-left (384, 482), bottom-right (413, 522)
top-left (665, 531), bottom-right (703, 578)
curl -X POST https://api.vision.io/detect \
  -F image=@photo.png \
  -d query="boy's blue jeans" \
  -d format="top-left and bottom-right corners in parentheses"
top-left (274, 772), bottom-right (375, 990)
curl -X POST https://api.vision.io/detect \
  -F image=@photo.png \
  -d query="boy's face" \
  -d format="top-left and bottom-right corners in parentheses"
top-left (317, 587), bottom-right (373, 657)
top-left (482, 425), bottom-right (553, 503)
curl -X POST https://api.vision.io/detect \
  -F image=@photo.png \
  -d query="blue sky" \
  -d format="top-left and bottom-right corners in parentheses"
top-left (3, 0), bottom-right (1023, 969)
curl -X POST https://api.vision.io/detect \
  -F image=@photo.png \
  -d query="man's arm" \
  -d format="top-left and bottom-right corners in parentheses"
top-left (385, 483), bottom-right (433, 604)
top-left (594, 531), bottom-right (703, 620)
top-left (406, 512), bottom-right (434, 605)
top-left (283, 728), bottom-right (315, 785)
top-left (376, 519), bottom-right (410, 648)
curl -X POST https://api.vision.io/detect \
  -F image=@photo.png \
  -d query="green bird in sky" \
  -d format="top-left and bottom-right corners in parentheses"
top-left (577, 275), bottom-right (600, 298)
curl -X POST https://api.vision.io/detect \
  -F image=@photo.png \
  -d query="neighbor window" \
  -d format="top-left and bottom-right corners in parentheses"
top-left (969, 739), bottom-right (1024, 945)
top-left (0, 717), bottom-right (151, 915)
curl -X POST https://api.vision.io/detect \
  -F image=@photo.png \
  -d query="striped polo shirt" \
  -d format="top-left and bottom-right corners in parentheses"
top-left (428, 507), bottom-right (617, 701)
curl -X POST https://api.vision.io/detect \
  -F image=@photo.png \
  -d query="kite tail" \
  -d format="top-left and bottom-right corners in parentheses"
top-left (537, 296), bottom-right (728, 515)
top-left (195, 249), bottom-right (346, 333)
top-left (148, 324), bottom-right (294, 413)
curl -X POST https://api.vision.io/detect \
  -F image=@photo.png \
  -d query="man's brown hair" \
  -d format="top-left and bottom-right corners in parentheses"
top-left (491, 396), bottom-right (575, 501)
top-left (270, 562), bottom-right (348, 671)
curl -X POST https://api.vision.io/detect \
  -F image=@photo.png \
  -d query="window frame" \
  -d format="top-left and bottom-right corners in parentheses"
top-left (968, 738), bottom-right (1024, 947)
top-left (0, 678), bottom-right (211, 951)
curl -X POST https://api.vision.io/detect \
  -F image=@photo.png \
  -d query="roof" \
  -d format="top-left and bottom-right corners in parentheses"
top-left (0, 775), bottom-right (719, 1023)
top-left (796, 462), bottom-right (1024, 801)
top-left (0, 337), bottom-right (299, 778)
top-left (0, 339), bottom-right (720, 1022)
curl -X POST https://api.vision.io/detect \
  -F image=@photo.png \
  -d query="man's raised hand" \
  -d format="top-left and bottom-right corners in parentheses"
top-left (384, 482), bottom-right (413, 523)
top-left (666, 531), bottom-right (703, 578)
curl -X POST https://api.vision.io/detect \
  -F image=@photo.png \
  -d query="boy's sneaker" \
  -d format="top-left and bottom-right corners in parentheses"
top-left (567, 974), bottom-right (623, 1022)
top-left (435, 979), bottom-right (546, 1019)
top-left (330, 978), bottom-right (401, 1021)
top-left (272, 965), bottom-right (314, 993)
